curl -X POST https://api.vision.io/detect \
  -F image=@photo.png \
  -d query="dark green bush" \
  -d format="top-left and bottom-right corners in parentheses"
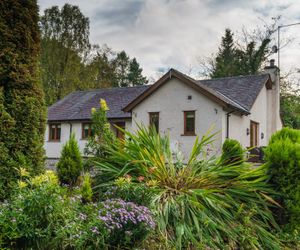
top-left (264, 127), bottom-right (300, 231)
top-left (220, 138), bottom-right (244, 165)
top-left (57, 133), bottom-right (83, 186)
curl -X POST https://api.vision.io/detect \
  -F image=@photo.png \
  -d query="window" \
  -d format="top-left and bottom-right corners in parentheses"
top-left (250, 121), bottom-right (259, 147)
top-left (149, 112), bottom-right (159, 132)
top-left (114, 122), bottom-right (126, 140)
top-left (183, 111), bottom-right (195, 135)
top-left (82, 123), bottom-right (92, 139)
top-left (49, 124), bottom-right (61, 141)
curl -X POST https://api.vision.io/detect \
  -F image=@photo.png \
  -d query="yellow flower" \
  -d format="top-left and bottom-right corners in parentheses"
top-left (19, 167), bottom-right (30, 178)
top-left (100, 99), bottom-right (109, 111)
top-left (18, 180), bottom-right (27, 189)
top-left (91, 107), bottom-right (96, 114)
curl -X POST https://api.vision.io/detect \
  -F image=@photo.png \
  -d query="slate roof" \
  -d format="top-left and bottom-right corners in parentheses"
top-left (47, 71), bottom-right (271, 122)
top-left (198, 74), bottom-right (270, 112)
top-left (48, 85), bottom-right (150, 121)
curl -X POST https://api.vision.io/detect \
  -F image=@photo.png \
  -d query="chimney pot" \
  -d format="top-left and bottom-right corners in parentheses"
top-left (270, 59), bottom-right (275, 67)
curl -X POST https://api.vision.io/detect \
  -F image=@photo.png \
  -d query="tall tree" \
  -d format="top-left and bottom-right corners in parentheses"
top-left (128, 58), bottom-right (148, 86)
top-left (0, 0), bottom-right (46, 192)
top-left (40, 4), bottom-right (91, 104)
top-left (112, 51), bottom-right (130, 87)
top-left (211, 29), bottom-right (237, 78)
top-left (210, 28), bottom-right (271, 78)
top-left (112, 51), bottom-right (148, 87)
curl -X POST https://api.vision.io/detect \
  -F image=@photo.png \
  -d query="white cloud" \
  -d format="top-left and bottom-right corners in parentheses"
top-left (38, 0), bottom-right (300, 80)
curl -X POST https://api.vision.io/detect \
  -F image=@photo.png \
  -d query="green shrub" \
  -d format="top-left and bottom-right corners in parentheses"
top-left (55, 202), bottom-right (108, 249)
top-left (81, 173), bottom-right (93, 203)
top-left (94, 125), bottom-right (281, 249)
top-left (102, 177), bottom-right (155, 206)
top-left (264, 127), bottom-right (300, 231)
top-left (57, 133), bottom-right (83, 186)
top-left (220, 138), bottom-right (244, 165)
top-left (0, 180), bottom-right (71, 249)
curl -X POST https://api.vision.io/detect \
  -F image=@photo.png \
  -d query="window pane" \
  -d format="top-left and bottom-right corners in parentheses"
top-left (56, 126), bottom-right (61, 140)
top-left (185, 111), bottom-right (195, 133)
top-left (83, 123), bottom-right (91, 138)
top-left (50, 127), bottom-right (56, 140)
top-left (49, 124), bottom-right (61, 140)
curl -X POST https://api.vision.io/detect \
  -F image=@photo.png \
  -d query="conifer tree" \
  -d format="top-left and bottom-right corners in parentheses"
top-left (210, 28), bottom-right (271, 78)
top-left (211, 29), bottom-right (237, 78)
top-left (0, 0), bottom-right (46, 181)
top-left (128, 58), bottom-right (148, 86)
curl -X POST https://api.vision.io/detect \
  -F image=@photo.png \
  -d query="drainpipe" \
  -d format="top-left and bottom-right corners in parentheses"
top-left (226, 111), bottom-right (234, 139)
top-left (69, 122), bottom-right (73, 138)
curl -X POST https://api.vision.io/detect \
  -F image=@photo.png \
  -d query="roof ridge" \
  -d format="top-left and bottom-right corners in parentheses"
top-left (198, 73), bottom-right (268, 82)
top-left (74, 84), bottom-right (150, 94)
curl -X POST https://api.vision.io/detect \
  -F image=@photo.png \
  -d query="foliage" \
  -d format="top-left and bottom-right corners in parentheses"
top-left (210, 28), bottom-right (271, 78)
top-left (40, 4), bottom-right (91, 104)
top-left (0, 179), bottom-right (70, 249)
top-left (0, 0), bottom-right (46, 198)
top-left (40, 5), bottom-right (148, 105)
top-left (81, 173), bottom-right (93, 203)
top-left (84, 99), bottom-right (117, 158)
top-left (112, 51), bottom-right (148, 87)
top-left (264, 127), bottom-right (300, 231)
top-left (103, 178), bottom-right (156, 206)
top-left (55, 201), bottom-right (108, 250)
top-left (280, 78), bottom-right (300, 129)
top-left (127, 58), bottom-right (149, 86)
top-left (94, 125), bottom-right (281, 249)
top-left (57, 133), bottom-right (83, 185)
top-left (98, 198), bottom-right (155, 248)
top-left (30, 170), bottom-right (58, 187)
top-left (220, 138), bottom-right (245, 165)
top-left (0, 88), bottom-right (18, 200)
top-left (0, 169), bottom-right (155, 249)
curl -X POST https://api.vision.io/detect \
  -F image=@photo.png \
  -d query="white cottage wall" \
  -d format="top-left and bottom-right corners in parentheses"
top-left (131, 78), bottom-right (224, 160)
top-left (228, 85), bottom-right (268, 147)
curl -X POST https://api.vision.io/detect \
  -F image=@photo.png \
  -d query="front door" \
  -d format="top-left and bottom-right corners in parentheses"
top-left (250, 121), bottom-right (259, 147)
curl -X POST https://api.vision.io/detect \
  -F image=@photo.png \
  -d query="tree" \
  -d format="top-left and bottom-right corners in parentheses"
top-left (0, 0), bottom-right (46, 192)
top-left (112, 51), bottom-right (131, 87)
top-left (128, 58), bottom-right (148, 86)
top-left (57, 133), bottom-right (83, 186)
top-left (210, 28), bottom-right (271, 78)
top-left (83, 45), bottom-right (117, 89)
top-left (40, 5), bottom-right (148, 105)
top-left (40, 4), bottom-right (91, 105)
top-left (112, 51), bottom-right (148, 87)
top-left (211, 29), bottom-right (238, 78)
top-left (280, 78), bottom-right (300, 129)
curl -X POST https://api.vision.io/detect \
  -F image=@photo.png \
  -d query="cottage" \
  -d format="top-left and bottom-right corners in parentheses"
top-left (45, 60), bottom-right (282, 161)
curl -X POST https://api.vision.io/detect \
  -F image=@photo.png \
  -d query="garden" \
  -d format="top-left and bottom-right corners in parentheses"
top-left (0, 100), bottom-right (300, 250)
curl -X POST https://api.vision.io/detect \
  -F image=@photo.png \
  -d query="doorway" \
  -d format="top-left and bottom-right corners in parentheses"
top-left (250, 121), bottom-right (259, 147)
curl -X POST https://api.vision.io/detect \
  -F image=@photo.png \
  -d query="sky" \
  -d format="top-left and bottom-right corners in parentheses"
top-left (38, 0), bottom-right (300, 82)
